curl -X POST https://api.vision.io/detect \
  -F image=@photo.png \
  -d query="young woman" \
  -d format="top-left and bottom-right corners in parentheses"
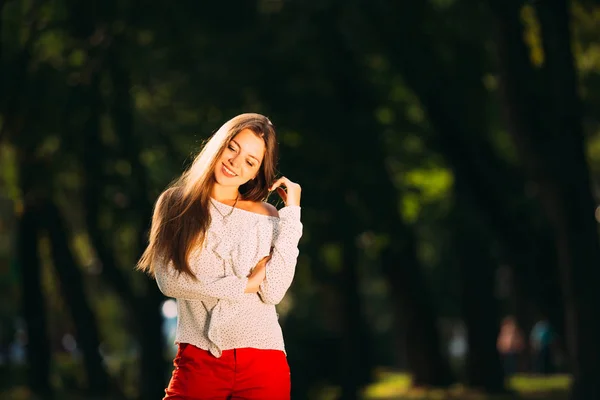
top-left (137, 113), bottom-right (303, 399)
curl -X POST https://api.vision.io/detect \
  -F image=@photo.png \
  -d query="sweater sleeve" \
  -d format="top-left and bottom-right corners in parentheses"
top-left (155, 251), bottom-right (249, 301)
top-left (258, 206), bottom-right (303, 305)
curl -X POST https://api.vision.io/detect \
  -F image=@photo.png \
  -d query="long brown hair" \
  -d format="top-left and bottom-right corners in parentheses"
top-left (136, 113), bottom-right (279, 278)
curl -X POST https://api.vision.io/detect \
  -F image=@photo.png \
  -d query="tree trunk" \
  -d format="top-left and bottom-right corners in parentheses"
top-left (451, 185), bottom-right (505, 393)
top-left (109, 47), bottom-right (169, 399)
top-left (18, 202), bottom-right (52, 398)
top-left (70, 56), bottom-right (167, 397)
top-left (536, 1), bottom-right (600, 396)
top-left (382, 232), bottom-right (454, 387)
top-left (338, 231), bottom-right (373, 400)
top-left (329, 11), bottom-right (454, 387)
top-left (490, 1), bottom-right (600, 397)
top-left (41, 200), bottom-right (112, 396)
top-left (357, 4), bottom-right (537, 391)
top-left (136, 293), bottom-right (167, 400)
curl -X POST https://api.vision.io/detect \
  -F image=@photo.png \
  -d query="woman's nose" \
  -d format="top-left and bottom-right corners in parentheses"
top-left (228, 154), bottom-right (240, 168)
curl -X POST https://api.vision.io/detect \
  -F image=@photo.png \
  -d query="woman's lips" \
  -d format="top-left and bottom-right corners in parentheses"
top-left (222, 163), bottom-right (237, 178)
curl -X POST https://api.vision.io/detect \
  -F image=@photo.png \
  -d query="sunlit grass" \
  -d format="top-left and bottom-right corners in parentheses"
top-left (362, 370), bottom-right (571, 400)
top-left (509, 374), bottom-right (571, 394)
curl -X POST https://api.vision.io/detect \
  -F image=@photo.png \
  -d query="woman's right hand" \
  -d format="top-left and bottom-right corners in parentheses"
top-left (245, 255), bottom-right (270, 293)
top-left (270, 176), bottom-right (301, 207)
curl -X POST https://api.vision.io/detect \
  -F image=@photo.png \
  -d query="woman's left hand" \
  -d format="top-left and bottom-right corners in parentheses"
top-left (245, 255), bottom-right (270, 293)
top-left (270, 177), bottom-right (301, 207)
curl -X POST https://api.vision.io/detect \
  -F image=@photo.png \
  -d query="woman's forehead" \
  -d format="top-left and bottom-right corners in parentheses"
top-left (232, 129), bottom-right (266, 160)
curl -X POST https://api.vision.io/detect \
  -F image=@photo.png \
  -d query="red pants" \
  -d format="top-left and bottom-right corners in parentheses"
top-left (163, 344), bottom-right (291, 400)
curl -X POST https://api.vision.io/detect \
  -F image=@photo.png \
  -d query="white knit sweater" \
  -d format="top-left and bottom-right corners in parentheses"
top-left (155, 200), bottom-right (303, 358)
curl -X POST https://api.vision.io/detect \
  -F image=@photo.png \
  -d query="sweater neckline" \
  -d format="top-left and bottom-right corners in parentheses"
top-left (210, 198), bottom-right (279, 220)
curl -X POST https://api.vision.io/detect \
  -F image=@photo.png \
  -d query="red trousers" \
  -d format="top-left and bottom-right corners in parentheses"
top-left (163, 344), bottom-right (291, 400)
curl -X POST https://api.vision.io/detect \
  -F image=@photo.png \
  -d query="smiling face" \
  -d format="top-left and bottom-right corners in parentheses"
top-left (213, 128), bottom-right (266, 191)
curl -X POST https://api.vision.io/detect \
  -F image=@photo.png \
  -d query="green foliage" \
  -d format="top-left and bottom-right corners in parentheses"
top-left (521, 5), bottom-right (545, 68)
top-left (320, 243), bottom-right (344, 274)
top-left (34, 31), bottom-right (68, 67)
top-left (401, 168), bottom-right (453, 223)
top-left (0, 144), bottom-right (22, 208)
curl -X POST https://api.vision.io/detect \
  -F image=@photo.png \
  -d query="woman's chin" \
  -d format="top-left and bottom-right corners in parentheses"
top-left (214, 174), bottom-right (240, 187)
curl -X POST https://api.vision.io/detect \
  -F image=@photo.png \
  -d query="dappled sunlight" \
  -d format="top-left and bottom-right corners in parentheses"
top-left (509, 374), bottom-right (572, 394)
top-left (362, 371), bottom-right (571, 400)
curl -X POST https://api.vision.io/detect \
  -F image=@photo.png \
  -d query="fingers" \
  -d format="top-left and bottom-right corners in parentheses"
top-left (249, 256), bottom-right (270, 277)
top-left (256, 255), bottom-right (271, 268)
top-left (276, 187), bottom-right (287, 203)
top-left (269, 176), bottom-right (301, 207)
top-left (259, 256), bottom-right (271, 265)
top-left (269, 177), bottom-right (289, 191)
top-left (270, 176), bottom-right (298, 191)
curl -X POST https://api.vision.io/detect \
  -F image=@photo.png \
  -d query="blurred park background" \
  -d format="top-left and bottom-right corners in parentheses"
top-left (2, 0), bottom-right (600, 399)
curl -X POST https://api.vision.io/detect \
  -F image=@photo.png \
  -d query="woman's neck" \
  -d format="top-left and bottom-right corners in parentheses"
top-left (211, 184), bottom-right (239, 202)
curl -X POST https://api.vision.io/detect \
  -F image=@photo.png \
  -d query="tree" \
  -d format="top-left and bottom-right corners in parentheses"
top-left (489, 0), bottom-right (600, 397)
top-left (17, 199), bottom-right (52, 398)
top-left (255, 0), bottom-right (455, 391)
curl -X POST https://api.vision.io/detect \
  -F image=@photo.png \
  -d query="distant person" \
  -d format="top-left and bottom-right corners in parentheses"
top-left (137, 113), bottom-right (303, 399)
top-left (497, 316), bottom-right (525, 376)
top-left (530, 317), bottom-right (556, 374)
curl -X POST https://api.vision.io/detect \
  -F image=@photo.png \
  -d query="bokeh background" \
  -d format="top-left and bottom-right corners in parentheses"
top-left (2, 0), bottom-right (600, 399)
